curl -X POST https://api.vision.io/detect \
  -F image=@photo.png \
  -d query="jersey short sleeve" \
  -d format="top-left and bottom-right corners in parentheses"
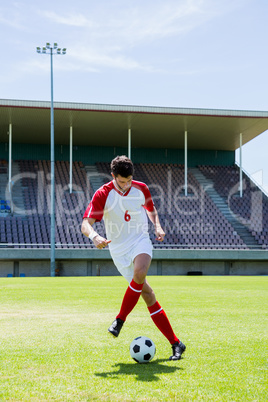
top-left (132, 181), bottom-right (154, 212)
top-left (83, 182), bottom-right (113, 222)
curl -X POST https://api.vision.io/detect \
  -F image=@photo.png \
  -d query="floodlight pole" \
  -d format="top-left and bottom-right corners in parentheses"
top-left (184, 130), bottom-right (188, 196)
top-left (50, 46), bottom-right (56, 277)
top-left (128, 128), bottom-right (131, 160)
top-left (69, 126), bottom-right (73, 194)
top-left (8, 123), bottom-right (12, 194)
top-left (36, 43), bottom-right (66, 277)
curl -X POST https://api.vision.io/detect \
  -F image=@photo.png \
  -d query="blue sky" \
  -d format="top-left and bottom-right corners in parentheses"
top-left (1, 0), bottom-right (267, 191)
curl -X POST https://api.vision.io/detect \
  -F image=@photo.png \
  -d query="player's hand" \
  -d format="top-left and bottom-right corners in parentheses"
top-left (93, 235), bottom-right (111, 249)
top-left (155, 225), bottom-right (165, 242)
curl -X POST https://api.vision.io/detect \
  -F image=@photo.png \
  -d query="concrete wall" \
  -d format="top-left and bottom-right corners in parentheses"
top-left (161, 260), bottom-right (226, 275)
top-left (229, 261), bottom-right (268, 275)
top-left (0, 261), bottom-right (14, 277)
top-left (19, 261), bottom-right (50, 277)
top-left (1, 248), bottom-right (267, 277)
top-left (0, 258), bottom-right (267, 277)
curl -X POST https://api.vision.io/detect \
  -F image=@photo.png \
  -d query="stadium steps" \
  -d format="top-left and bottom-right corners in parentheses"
top-left (85, 165), bottom-right (105, 193)
top-left (190, 167), bottom-right (262, 249)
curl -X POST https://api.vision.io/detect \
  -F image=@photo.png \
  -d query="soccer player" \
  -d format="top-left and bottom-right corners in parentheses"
top-left (81, 155), bottom-right (186, 360)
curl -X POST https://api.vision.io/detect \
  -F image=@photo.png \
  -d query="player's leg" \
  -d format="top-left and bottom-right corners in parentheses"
top-left (142, 280), bottom-right (179, 344)
top-left (108, 253), bottom-right (151, 337)
top-left (116, 253), bottom-right (151, 319)
top-left (142, 280), bottom-right (186, 361)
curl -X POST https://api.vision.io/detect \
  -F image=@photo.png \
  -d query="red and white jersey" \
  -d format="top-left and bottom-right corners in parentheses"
top-left (83, 180), bottom-right (154, 256)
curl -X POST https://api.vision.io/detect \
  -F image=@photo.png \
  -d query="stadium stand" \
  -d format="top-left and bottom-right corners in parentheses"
top-left (0, 101), bottom-right (267, 276)
top-left (0, 160), bottom-right (267, 251)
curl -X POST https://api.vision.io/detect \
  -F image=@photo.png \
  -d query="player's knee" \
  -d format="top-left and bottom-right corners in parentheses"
top-left (133, 263), bottom-right (149, 283)
top-left (133, 269), bottom-right (146, 284)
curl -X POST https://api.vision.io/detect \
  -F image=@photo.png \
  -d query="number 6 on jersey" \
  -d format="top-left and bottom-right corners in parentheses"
top-left (124, 210), bottom-right (131, 221)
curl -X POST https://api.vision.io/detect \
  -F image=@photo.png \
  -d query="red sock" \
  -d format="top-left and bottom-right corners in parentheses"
top-left (148, 301), bottom-right (179, 344)
top-left (116, 279), bottom-right (144, 322)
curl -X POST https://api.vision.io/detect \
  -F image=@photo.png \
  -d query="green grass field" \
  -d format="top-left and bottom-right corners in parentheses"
top-left (0, 276), bottom-right (267, 401)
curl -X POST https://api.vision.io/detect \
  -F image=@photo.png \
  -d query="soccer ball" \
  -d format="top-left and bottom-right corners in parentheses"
top-left (129, 336), bottom-right (156, 363)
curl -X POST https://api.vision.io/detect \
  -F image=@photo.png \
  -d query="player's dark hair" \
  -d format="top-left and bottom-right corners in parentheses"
top-left (111, 155), bottom-right (134, 178)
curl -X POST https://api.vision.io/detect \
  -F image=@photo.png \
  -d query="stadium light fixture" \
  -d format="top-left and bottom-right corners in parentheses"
top-left (36, 42), bottom-right (67, 277)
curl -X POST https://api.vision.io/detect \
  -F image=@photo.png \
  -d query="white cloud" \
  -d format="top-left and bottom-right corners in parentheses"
top-left (41, 11), bottom-right (89, 27)
top-left (77, 0), bottom-right (209, 47)
top-left (68, 46), bottom-right (155, 72)
top-left (36, 0), bottom-right (216, 72)
top-left (2, 0), bottom-right (248, 76)
top-left (114, 1), bottom-right (205, 44)
top-left (0, 10), bottom-right (25, 30)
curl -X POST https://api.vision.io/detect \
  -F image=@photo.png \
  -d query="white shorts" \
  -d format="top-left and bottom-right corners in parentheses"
top-left (111, 236), bottom-right (153, 283)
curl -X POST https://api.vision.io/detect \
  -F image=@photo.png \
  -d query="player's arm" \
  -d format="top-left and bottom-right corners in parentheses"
top-left (81, 217), bottom-right (111, 249)
top-left (146, 206), bottom-right (165, 242)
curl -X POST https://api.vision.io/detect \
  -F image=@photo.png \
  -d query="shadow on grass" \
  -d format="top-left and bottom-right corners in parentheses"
top-left (95, 358), bottom-right (183, 382)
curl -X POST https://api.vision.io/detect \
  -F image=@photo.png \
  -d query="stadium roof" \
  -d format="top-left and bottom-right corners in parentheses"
top-left (0, 99), bottom-right (268, 150)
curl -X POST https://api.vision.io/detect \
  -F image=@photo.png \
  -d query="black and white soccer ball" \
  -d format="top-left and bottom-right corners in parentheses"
top-left (130, 336), bottom-right (156, 363)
